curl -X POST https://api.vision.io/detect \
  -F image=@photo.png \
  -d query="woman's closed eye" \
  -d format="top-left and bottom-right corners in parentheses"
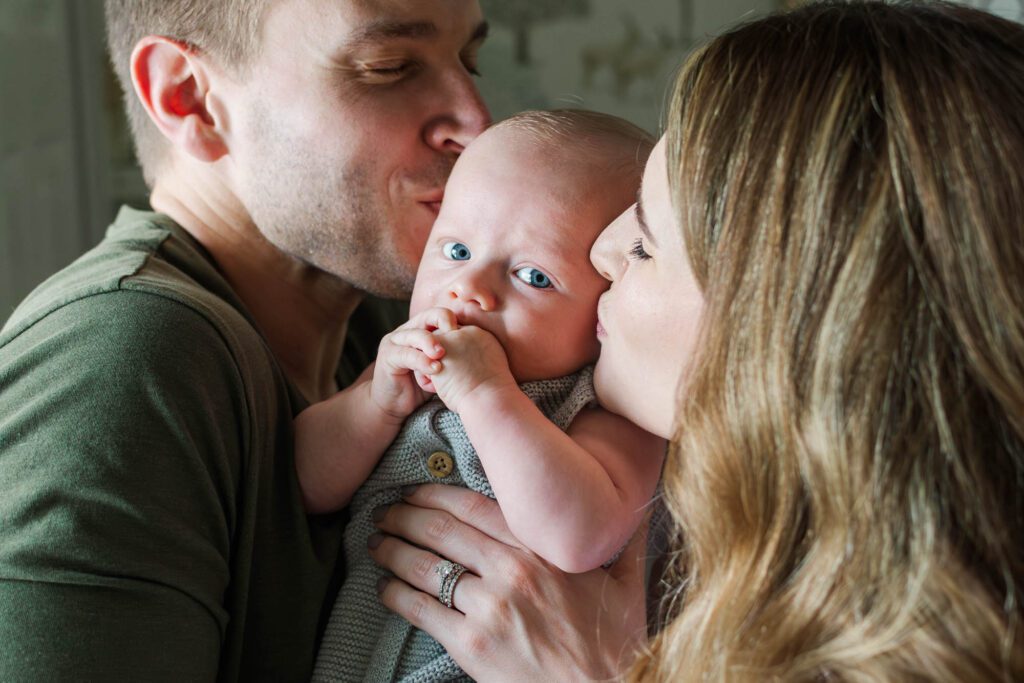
top-left (629, 238), bottom-right (652, 261)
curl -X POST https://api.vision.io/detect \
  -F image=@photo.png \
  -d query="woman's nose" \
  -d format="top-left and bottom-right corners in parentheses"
top-left (448, 271), bottom-right (497, 311)
top-left (590, 206), bottom-right (632, 282)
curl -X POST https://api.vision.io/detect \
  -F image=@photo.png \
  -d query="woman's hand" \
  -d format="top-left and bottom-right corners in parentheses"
top-left (369, 485), bottom-right (649, 682)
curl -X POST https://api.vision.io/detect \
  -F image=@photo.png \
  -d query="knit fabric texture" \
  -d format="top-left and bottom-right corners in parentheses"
top-left (313, 367), bottom-right (596, 682)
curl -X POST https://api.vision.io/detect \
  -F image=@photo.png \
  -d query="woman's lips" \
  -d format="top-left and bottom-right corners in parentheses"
top-left (421, 201), bottom-right (442, 216)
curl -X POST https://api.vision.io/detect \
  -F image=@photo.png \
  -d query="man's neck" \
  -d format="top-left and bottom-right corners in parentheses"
top-left (150, 165), bottom-right (363, 403)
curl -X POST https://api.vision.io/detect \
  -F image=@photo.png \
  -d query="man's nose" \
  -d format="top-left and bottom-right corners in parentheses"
top-left (447, 270), bottom-right (497, 311)
top-left (423, 69), bottom-right (491, 154)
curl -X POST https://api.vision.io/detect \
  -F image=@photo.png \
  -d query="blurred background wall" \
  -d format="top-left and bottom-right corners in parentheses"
top-left (2, 0), bottom-right (1022, 317)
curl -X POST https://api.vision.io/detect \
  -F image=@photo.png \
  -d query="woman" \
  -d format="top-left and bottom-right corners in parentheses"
top-left (368, 2), bottom-right (1024, 679)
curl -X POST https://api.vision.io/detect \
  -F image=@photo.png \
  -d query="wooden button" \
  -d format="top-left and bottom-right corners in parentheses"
top-left (426, 451), bottom-right (454, 478)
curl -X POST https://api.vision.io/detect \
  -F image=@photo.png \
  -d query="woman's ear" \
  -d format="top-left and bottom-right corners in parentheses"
top-left (129, 36), bottom-right (229, 163)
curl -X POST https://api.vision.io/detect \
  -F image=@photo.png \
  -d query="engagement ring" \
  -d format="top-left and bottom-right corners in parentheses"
top-left (435, 559), bottom-right (468, 608)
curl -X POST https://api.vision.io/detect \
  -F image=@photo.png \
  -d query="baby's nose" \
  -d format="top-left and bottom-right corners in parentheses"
top-left (448, 273), bottom-right (497, 311)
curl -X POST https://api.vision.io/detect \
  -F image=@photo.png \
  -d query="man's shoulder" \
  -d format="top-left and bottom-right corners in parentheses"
top-left (1, 206), bottom-right (261, 364)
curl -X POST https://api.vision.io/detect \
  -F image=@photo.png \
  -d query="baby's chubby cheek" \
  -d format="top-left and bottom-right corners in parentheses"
top-left (503, 307), bottom-right (603, 382)
top-left (407, 276), bottom-right (438, 319)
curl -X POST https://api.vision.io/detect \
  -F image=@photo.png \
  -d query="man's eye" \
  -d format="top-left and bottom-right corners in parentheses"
top-left (443, 242), bottom-right (471, 261)
top-left (514, 267), bottom-right (552, 289)
top-left (360, 62), bottom-right (414, 81)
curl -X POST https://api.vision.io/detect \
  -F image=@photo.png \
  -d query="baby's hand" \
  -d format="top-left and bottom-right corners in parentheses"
top-left (428, 326), bottom-right (517, 413)
top-left (371, 308), bottom-right (459, 422)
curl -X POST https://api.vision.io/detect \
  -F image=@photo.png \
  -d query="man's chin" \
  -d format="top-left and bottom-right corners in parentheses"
top-left (326, 254), bottom-right (416, 300)
top-left (356, 270), bottom-right (416, 300)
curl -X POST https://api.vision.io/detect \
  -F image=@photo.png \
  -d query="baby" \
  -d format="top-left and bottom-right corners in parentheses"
top-left (300, 110), bottom-right (664, 682)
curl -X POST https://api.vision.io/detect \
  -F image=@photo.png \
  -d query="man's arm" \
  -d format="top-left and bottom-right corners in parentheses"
top-left (0, 291), bottom-right (249, 680)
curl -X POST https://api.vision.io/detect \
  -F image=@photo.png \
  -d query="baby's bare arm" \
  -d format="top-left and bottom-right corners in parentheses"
top-left (294, 369), bottom-right (406, 514)
top-left (295, 308), bottom-right (459, 514)
top-left (458, 388), bottom-right (665, 573)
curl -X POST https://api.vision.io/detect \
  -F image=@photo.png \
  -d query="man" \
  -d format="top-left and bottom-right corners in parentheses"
top-left (0, 0), bottom-right (489, 679)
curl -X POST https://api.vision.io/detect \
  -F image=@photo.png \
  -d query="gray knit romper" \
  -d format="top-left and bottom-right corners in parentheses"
top-left (312, 367), bottom-right (596, 682)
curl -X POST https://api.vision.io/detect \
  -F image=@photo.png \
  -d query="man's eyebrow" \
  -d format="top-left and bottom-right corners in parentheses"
top-left (348, 20), bottom-right (438, 46)
top-left (635, 188), bottom-right (657, 246)
top-left (346, 19), bottom-right (489, 48)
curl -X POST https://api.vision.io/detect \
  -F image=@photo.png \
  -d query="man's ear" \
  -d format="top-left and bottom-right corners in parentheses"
top-left (130, 36), bottom-right (229, 163)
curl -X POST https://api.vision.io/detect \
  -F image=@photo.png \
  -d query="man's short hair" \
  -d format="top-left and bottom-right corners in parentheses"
top-left (104, 0), bottom-right (272, 185)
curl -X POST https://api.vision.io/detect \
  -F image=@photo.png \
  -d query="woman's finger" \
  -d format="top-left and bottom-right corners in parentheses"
top-left (373, 487), bottom-right (651, 682)
top-left (374, 501), bottom-right (514, 573)
top-left (396, 484), bottom-right (521, 548)
top-left (377, 577), bottom-right (467, 652)
top-left (369, 534), bottom-right (482, 613)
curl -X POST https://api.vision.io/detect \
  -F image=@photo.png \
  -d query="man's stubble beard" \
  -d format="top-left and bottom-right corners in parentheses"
top-left (243, 111), bottom-right (443, 299)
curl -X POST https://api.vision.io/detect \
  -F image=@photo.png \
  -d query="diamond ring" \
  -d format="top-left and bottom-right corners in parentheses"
top-left (435, 559), bottom-right (469, 608)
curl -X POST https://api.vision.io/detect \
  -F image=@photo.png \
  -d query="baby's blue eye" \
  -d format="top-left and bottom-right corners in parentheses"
top-left (443, 242), bottom-right (471, 261)
top-left (515, 267), bottom-right (552, 289)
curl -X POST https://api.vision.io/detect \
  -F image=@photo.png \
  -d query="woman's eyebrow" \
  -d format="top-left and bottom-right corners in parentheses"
top-left (635, 189), bottom-right (658, 246)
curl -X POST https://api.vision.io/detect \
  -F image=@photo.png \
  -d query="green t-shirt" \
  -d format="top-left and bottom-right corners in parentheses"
top-left (0, 207), bottom-right (406, 681)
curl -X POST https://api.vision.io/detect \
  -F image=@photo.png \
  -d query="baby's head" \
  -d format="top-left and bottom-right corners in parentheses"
top-left (410, 110), bottom-right (653, 382)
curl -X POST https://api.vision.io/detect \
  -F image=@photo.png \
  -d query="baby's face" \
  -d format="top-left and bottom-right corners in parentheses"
top-left (409, 127), bottom-right (635, 382)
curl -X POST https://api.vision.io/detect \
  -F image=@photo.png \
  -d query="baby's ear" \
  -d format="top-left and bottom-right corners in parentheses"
top-left (129, 36), bottom-right (228, 163)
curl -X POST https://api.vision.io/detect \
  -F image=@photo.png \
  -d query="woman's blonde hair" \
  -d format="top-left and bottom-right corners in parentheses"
top-left (632, 2), bottom-right (1024, 680)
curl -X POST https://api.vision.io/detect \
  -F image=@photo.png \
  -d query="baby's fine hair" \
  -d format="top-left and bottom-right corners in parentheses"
top-left (494, 109), bottom-right (655, 175)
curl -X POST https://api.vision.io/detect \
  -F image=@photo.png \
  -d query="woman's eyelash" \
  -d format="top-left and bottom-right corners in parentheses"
top-left (629, 238), bottom-right (652, 261)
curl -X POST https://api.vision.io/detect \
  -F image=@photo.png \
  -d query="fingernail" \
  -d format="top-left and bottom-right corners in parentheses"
top-left (367, 533), bottom-right (384, 550)
top-left (429, 362), bottom-right (441, 372)
top-left (371, 505), bottom-right (389, 523)
top-left (376, 576), bottom-right (390, 595)
top-left (400, 485), bottom-right (418, 497)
